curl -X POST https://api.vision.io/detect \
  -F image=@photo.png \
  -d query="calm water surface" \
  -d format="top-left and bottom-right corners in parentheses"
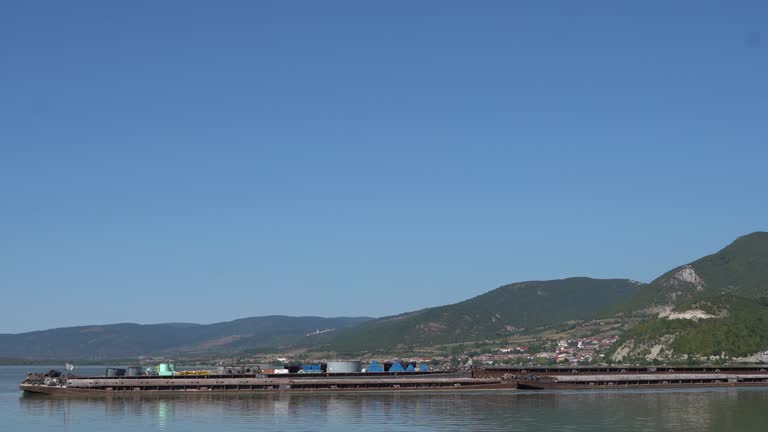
top-left (3, 366), bottom-right (767, 431)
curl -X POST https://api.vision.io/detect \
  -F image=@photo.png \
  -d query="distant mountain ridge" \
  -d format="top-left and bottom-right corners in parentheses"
top-left (0, 316), bottom-right (371, 360)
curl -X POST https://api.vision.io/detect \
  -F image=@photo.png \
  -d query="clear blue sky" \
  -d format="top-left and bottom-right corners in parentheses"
top-left (1, 1), bottom-right (766, 333)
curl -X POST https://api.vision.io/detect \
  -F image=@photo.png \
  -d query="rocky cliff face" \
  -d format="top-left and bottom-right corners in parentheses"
top-left (613, 232), bottom-right (768, 314)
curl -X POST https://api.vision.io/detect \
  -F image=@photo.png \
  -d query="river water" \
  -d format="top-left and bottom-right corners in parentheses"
top-left (3, 365), bottom-right (767, 431)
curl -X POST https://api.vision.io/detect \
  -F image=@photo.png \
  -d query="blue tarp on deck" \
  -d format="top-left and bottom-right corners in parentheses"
top-left (366, 361), bottom-right (384, 373)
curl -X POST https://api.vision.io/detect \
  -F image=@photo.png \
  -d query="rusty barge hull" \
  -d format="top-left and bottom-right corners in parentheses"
top-left (21, 375), bottom-right (514, 395)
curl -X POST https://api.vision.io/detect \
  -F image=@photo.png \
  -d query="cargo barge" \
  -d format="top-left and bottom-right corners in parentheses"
top-left (20, 371), bottom-right (514, 395)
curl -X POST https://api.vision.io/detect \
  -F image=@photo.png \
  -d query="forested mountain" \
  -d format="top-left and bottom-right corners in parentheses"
top-left (0, 316), bottom-right (371, 360)
top-left (322, 278), bottom-right (644, 353)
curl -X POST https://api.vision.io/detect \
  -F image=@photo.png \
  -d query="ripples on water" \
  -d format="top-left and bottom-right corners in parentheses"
top-left (3, 366), bottom-right (767, 431)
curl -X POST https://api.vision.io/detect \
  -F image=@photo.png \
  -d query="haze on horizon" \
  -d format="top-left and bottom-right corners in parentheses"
top-left (1, 1), bottom-right (766, 334)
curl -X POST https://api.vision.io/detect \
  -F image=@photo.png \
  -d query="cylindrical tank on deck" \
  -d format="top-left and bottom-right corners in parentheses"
top-left (326, 361), bottom-right (362, 374)
top-left (126, 367), bottom-right (142, 376)
top-left (106, 368), bottom-right (126, 377)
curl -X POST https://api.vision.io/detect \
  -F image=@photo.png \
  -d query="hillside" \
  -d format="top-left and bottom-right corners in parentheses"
top-left (0, 316), bottom-right (371, 360)
top-left (609, 232), bottom-right (768, 361)
top-left (320, 278), bottom-right (644, 353)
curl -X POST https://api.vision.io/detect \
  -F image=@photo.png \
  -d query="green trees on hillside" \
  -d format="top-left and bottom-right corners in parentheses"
top-left (622, 296), bottom-right (768, 359)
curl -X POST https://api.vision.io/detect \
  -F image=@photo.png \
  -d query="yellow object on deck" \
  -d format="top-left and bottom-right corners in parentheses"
top-left (176, 370), bottom-right (214, 376)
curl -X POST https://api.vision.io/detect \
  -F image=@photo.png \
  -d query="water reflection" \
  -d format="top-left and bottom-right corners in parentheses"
top-left (15, 389), bottom-right (768, 431)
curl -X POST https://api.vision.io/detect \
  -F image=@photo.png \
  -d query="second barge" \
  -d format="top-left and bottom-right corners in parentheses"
top-left (516, 373), bottom-right (768, 390)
